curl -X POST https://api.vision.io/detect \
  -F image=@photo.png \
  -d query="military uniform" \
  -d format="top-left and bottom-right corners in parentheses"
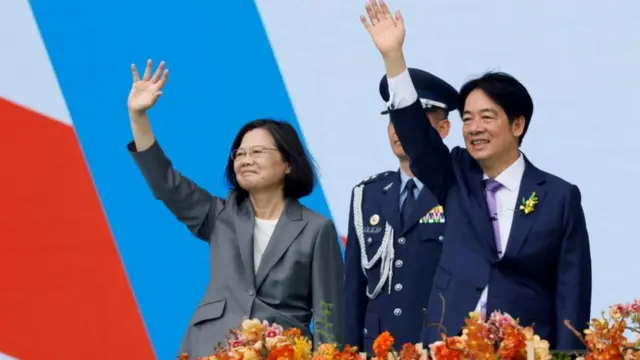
top-left (343, 68), bottom-right (458, 353)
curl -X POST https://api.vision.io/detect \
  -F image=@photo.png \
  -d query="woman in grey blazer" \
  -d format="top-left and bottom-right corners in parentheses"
top-left (125, 60), bottom-right (345, 359)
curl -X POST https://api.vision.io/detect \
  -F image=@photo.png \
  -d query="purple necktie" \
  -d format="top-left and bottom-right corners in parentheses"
top-left (484, 179), bottom-right (503, 256)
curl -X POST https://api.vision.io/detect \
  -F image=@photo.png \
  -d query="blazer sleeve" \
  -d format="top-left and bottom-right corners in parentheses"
top-left (555, 185), bottom-right (592, 350)
top-left (128, 140), bottom-right (223, 241)
top-left (389, 100), bottom-right (453, 203)
top-left (343, 189), bottom-right (368, 349)
top-left (311, 219), bottom-right (346, 347)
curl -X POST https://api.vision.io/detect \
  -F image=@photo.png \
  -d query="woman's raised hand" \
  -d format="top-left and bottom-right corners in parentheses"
top-left (127, 59), bottom-right (169, 113)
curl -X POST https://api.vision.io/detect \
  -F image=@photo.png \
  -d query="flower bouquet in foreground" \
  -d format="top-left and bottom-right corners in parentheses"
top-left (178, 318), bottom-right (364, 360)
top-left (564, 299), bottom-right (640, 360)
top-left (414, 310), bottom-right (549, 360)
top-left (178, 298), bottom-right (640, 360)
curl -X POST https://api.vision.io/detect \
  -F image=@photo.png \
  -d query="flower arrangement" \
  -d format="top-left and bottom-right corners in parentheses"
top-left (177, 318), bottom-right (363, 360)
top-left (178, 298), bottom-right (640, 360)
top-left (424, 311), bottom-right (549, 360)
top-left (564, 299), bottom-right (640, 360)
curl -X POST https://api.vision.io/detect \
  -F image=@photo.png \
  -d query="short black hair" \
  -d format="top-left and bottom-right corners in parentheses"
top-left (457, 72), bottom-right (534, 145)
top-left (224, 119), bottom-right (317, 202)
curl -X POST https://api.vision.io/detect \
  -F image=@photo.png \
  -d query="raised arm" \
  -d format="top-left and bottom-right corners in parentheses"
top-left (311, 219), bottom-right (346, 347)
top-left (343, 189), bottom-right (368, 349)
top-left (361, 0), bottom-right (452, 200)
top-left (556, 185), bottom-right (592, 350)
top-left (127, 60), bottom-right (223, 241)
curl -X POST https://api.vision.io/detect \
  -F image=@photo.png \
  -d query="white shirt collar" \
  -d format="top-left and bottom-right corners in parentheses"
top-left (482, 153), bottom-right (526, 192)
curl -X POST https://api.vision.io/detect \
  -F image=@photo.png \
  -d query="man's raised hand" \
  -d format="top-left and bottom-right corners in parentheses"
top-left (360, 0), bottom-right (405, 57)
top-left (128, 59), bottom-right (169, 114)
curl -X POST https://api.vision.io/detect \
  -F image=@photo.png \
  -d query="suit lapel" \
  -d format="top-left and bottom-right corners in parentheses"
top-left (378, 174), bottom-right (402, 233)
top-left (465, 163), bottom-right (500, 259)
top-left (399, 186), bottom-right (439, 236)
top-left (255, 199), bottom-right (308, 290)
top-left (234, 199), bottom-right (257, 284)
top-left (505, 158), bottom-right (547, 257)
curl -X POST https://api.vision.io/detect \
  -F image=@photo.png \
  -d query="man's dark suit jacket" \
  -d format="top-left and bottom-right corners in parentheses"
top-left (390, 99), bottom-right (592, 350)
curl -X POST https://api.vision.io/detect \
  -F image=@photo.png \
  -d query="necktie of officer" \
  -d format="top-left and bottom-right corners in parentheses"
top-left (401, 178), bottom-right (417, 227)
top-left (484, 179), bottom-right (503, 256)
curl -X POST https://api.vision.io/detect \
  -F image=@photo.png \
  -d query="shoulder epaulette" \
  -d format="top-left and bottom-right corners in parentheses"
top-left (356, 171), bottom-right (395, 186)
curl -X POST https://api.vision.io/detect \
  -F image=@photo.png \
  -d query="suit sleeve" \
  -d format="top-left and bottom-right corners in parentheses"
top-left (311, 219), bottom-right (346, 348)
top-left (555, 185), bottom-right (592, 350)
top-left (343, 189), bottom-right (368, 349)
top-left (128, 140), bottom-right (222, 241)
top-left (387, 71), bottom-right (453, 203)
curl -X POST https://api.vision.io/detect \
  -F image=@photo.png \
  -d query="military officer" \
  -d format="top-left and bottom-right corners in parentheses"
top-left (344, 68), bottom-right (458, 352)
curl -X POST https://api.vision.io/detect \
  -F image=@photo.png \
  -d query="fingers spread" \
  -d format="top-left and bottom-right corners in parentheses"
top-left (380, 1), bottom-right (392, 19)
top-left (365, 2), bottom-right (378, 25)
top-left (395, 10), bottom-right (403, 25)
top-left (371, 0), bottom-right (385, 21)
top-left (143, 59), bottom-right (152, 81)
top-left (361, 15), bottom-right (375, 32)
top-left (131, 64), bottom-right (140, 82)
top-left (156, 69), bottom-right (169, 89)
top-left (151, 61), bottom-right (166, 83)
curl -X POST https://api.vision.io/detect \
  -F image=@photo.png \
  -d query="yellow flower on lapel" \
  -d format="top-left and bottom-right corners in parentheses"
top-left (519, 192), bottom-right (538, 215)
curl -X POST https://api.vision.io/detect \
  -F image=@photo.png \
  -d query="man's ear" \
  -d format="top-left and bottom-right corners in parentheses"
top-left (435, 119), bottom-right (451, 139)
top-left (511, 116), bottom-right (526, 138)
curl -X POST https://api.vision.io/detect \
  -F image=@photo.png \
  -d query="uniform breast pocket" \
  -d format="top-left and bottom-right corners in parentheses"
top-left (363, 233), bottom-right (386, 259)
top-left (418, 222), bottom-right (446, 243)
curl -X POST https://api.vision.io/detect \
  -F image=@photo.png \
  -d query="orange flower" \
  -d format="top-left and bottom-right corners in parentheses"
top-left (399, 343), bottom-right (419, 360)
top-left (496, 324), bottom-right (527, 359)
top-left (334, 345), bottom-right (364, 360)
top-left (284, 328), bottom-right (303, 338)
top-left (267, 344), bottom-right (296, 360)
top-left (373, 331), bottom-right (395, 359)
top-left (461, 317), bottom-right (496, 359)
top-left (429, 337), bottom-right (464, 360)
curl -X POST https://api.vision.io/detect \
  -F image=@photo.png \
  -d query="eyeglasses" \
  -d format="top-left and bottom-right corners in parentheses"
top-left (231, 146), bottom-right (279, 161)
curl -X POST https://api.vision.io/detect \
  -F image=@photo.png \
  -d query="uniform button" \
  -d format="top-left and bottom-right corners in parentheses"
top-left (367, 237), bottom-right (372, 244)
top-left (438, 235), bottom-right (444, 241)
top-left (394, 283), bottom-right (403, 291)
top-left (395, 260), bottom-right (403, 268)
top-left (363, 328), bottom-right (368, 336)
top-left (398, 237), bottom-right (406, 244)
top-left (248, 289), bottom-right (255, 296)
top-left (394, 308), bottom-right (402, 316)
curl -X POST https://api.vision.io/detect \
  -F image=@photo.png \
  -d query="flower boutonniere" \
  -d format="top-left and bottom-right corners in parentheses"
top-left (518, 192), bottom-right (538, 215)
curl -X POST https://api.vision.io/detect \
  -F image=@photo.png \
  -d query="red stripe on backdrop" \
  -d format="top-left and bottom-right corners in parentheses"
top-left (0, 98), bottom-right (154, 359)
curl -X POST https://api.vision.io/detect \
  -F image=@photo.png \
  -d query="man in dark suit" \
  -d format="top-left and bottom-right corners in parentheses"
top-left (359, 0), bottom-right (592, 351)
top-left (344, 69), bottom-right (458, 353)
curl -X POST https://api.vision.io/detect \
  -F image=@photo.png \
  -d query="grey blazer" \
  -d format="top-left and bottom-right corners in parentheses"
top-left (129, 141), bottom-right (345, 359)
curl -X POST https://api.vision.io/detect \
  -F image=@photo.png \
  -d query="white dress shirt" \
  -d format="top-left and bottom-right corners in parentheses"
top-left (475, 155), bottom-right (525, 315)
top-left (253, 217), bottom-right (278, 274)
top-left (386, 69), bottom-right (527, 316)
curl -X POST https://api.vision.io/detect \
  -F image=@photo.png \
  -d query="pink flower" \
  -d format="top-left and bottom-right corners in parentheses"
top-left (229, 339), bottom-right (243, 348)
top-left (265, 323), bottom-right (284, 338)
top-left (489, 311), bottom-right (517, 328)
top-left (610, 304), bottom-right (629, 319)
